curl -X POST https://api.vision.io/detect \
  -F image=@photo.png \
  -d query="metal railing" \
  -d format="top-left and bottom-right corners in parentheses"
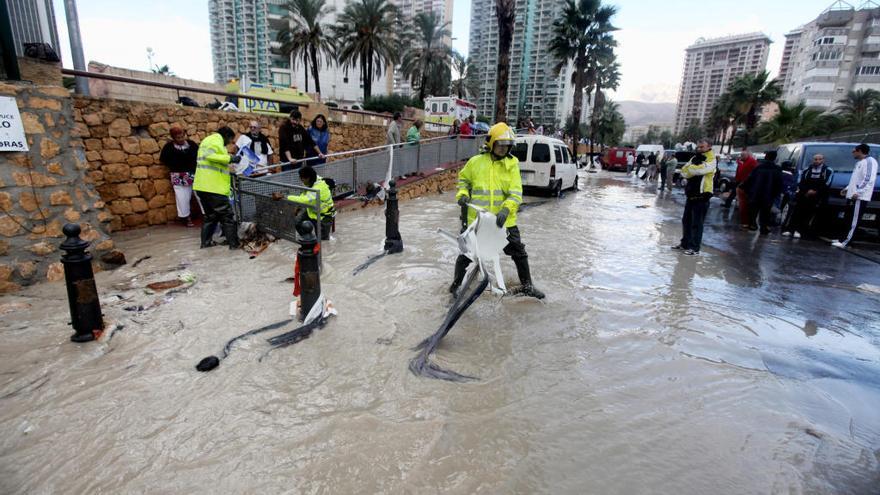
top-left (234, 135), bottom-right (483, 244)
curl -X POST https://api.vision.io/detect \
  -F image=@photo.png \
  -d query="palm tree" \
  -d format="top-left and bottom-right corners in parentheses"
top-left (401, 12), bottom-right (452, 102)
top-left (494, 0), bottom-right (516, 122)
top-left (707, 93), bottom-right (735, 151)
top-left (334, 0), bottom-right (402, 100)
top-left (835, 89), bottom-right (880, 128)
top-left (727, 71), bottom-right (781, 145)
top-left (451, 51), bottom-right (479, 99)
top-left (276, 0), bottom-right (335, 95)
top-left (594, 100), bottom-right (625, 146)
top-left (550, 0), bottom-right (618, 158)
top-left (587, 51), bottom-right (619, 160)
top-left (757, 101), bottom-right (823, 144)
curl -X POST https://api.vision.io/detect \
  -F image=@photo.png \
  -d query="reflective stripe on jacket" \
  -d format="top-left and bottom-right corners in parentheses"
top-left (193, 133), bottom-right (232, 196)
top-left (287, 177), bottom-right (335, 221)
top-left (455, 152), bottom-right (523, 227)
top-left (681, 150), bottom-right (717, 197)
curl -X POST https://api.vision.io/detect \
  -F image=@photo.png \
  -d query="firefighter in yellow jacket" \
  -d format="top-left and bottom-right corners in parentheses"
top-left (451, 122), bottom-right (545, 299)
top-left (193, 126), bottom-right (241, 249)
top-left (283, 165), bottom-right (335, 240)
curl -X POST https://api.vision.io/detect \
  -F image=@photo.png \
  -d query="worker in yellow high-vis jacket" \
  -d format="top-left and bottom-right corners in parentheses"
top-left (193, 126), bottom-right (241, 249)
top-left (451, 122), bottom-right (545, 299)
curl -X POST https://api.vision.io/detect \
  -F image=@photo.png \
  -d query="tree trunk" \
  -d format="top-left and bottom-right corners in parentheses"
top-left (362, 52), bottom-right (372, 100)
top-left (303, 53), bottom-right (310, 93)
top-left (589, 82), bottom-right (603, 165)
top-left (310, 45), bottom-right (321, 95)
top-left (571, 55), bottom-right (585, 162)
top-left (494, 0), bottom-right (514, 123)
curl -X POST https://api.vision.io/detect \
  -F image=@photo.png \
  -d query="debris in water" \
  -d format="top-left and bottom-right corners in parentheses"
top-left (636, 205), bottom-right (651, 209)
top-left (132, 256), bottom-right (152, 267)
top-left (857, 283), bottom-right (880, 295)
top-left (0, 302), bottom-right (31, 315)
top-left (196, 318), bottom-right (293, 372)
top-left (352, 251), bottom-right (387, 276)
top-left (146, 279), bottom-right (185, 292)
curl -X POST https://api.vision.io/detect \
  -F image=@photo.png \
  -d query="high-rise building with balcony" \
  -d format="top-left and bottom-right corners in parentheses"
top-left (5, 0), bottom-right (60, 57)
top-left (468, 0), bottom-right (573, 125)
top-left (209, 0), bottom-right (272, 84)
top-left (673, 32), bottom-right (771, 134)
top-left (779, 2), bottom-right (880, 110)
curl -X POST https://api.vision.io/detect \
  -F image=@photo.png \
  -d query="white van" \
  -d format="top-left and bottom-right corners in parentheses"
top-left (635, 144), bottom-right (664, 157)
top-left (512, 135), bottom-right (579, 196)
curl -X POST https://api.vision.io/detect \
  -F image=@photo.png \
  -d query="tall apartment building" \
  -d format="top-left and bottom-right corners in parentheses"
top-left (209, 0), bottom-right (272, 84)
top-left (779, 2), bottom-right (880, 110)
top-left (5, 0), bottom-right (60, 56)
top-left (673, 33), bottom-right (771, 133)
top-left (391, 0), bottom-right (455, 97)
top-left (469, 0), bottom-right (572, 125)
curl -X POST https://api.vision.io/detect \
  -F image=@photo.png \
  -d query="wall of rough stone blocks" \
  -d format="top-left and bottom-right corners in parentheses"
top-left (71, 96), bottom-right (444, 232)
top-left (0, 81), bottom-right (115, 294)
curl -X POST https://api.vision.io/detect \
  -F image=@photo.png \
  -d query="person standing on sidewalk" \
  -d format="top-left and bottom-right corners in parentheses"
top-left (386, 112), bottom-right (403, 145)
top-left (407, 119), bottom-right (423, 144)
top-left (782, 154), bottom-right (833, 239)
top-left (672, 139), bottom-right (716, 255)
top-left (279, 109), bottom-right (324, 171)
top-left (740, 151), bottom-right (783, 234)
top-left (160, 126), bottom-right (200, 227)
top-left (724, 149), bottom-right (758, 223)
top-left (832, 143), bottom-right (877, 248)
top-left (661, 152), bottom-right (677, 191)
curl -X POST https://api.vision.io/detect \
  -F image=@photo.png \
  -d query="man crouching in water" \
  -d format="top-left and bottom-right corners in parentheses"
top-left (450, 123), bottom-right (545, 299)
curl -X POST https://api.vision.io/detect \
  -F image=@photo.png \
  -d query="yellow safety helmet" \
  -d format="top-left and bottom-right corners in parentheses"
top-left (486, 122), bottom-right (517, 152)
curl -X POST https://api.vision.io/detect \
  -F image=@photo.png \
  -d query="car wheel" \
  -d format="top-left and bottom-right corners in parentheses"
top-left (569, 174), bottom-right (579, 191)
top-left (552, 179), bottom-right (562, 198)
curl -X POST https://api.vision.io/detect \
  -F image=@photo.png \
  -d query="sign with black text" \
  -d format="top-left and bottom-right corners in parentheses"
top-left (0, 96), bottom-right (29, 152)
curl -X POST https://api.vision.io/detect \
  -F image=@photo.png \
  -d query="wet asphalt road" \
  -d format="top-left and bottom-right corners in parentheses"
top-left (1, 169), bottom-right (879, 494)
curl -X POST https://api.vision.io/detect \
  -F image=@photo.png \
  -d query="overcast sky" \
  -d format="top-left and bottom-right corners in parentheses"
top-left (53, 0), bottom-right (838, 103)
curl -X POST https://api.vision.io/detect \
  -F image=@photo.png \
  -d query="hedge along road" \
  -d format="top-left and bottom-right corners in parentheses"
top-left (1, 170), bottom-right (879, 494)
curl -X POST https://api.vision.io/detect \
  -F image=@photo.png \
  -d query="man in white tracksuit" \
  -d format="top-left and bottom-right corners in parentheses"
top-left (832, 143), bottom-right (878, 248)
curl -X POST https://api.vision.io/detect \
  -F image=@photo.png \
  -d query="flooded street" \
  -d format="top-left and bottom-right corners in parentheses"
top-left (2, 170), bottom-right (879, 494)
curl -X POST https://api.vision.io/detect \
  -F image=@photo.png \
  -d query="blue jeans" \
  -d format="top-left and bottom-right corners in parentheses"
top-left (681, 198), bottom-right (710, 251)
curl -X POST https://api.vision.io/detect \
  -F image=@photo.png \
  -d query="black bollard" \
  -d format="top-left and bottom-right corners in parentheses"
top-left (59, 223), bottom-right (103, 342)
top-left (296, 221), bottom-right (321, 322)
top-left (383, 179), bottom-right (404, 254)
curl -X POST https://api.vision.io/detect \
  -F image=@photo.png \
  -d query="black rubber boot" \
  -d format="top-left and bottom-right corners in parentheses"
top-left (222, 222), bottom-right (240, 250)
top-left (200, 222), bottom-right (217, 248)
top-left (448, 255), bottom-right (471, 295)
top-left (513, 256), bottom-right (545, 299)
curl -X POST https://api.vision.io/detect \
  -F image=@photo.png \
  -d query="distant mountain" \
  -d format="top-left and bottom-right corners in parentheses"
top-left (616, 100), bottom-right (676, 127)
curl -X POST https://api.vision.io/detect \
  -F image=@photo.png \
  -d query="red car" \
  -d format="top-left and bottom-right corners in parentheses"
top-left (602, 147), bottom-right (636, 172)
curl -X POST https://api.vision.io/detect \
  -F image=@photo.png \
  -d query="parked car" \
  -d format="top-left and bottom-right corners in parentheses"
top-left (512, 135), bottom-right (579, 196)
top-left (715, 156), bottom-right (737, 193)
top-left (774, 142), bottom-right (880, 235)
top-left (601, 147), bottom-right (636, 172)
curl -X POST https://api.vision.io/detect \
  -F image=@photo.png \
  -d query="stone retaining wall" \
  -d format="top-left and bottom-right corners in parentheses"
top-left (72, 96), bottom-right (444, 231)
top-left (0, 81), bottom-right (115, 293)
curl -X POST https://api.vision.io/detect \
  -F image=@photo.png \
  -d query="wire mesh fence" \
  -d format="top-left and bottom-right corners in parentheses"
top-left (234, 176), bottom-right (320, 243)
top-left (234, 135), bottom-right (483, 244)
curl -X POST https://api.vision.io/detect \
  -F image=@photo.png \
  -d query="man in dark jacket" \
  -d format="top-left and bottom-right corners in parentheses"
top-left (740, 150), bottom-right (783, 234)
top-left (782, 154), bottom-right (833, 239)
top-left (278, 109), bottom-right (324, 171)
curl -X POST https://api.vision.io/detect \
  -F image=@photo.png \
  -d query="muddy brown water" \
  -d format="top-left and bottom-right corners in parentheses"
top-left (1, 172), bottom-right (879, 494)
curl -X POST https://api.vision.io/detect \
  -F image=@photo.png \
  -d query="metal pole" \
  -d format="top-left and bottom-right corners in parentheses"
top-left (383, 179), bottom-right (403, 254)
top-left (60, 224), bottom-right (102, 342)
top-left (63, 0), bottom-right (90, 95)
top-left (295, 221), bottom-right (321, 322)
